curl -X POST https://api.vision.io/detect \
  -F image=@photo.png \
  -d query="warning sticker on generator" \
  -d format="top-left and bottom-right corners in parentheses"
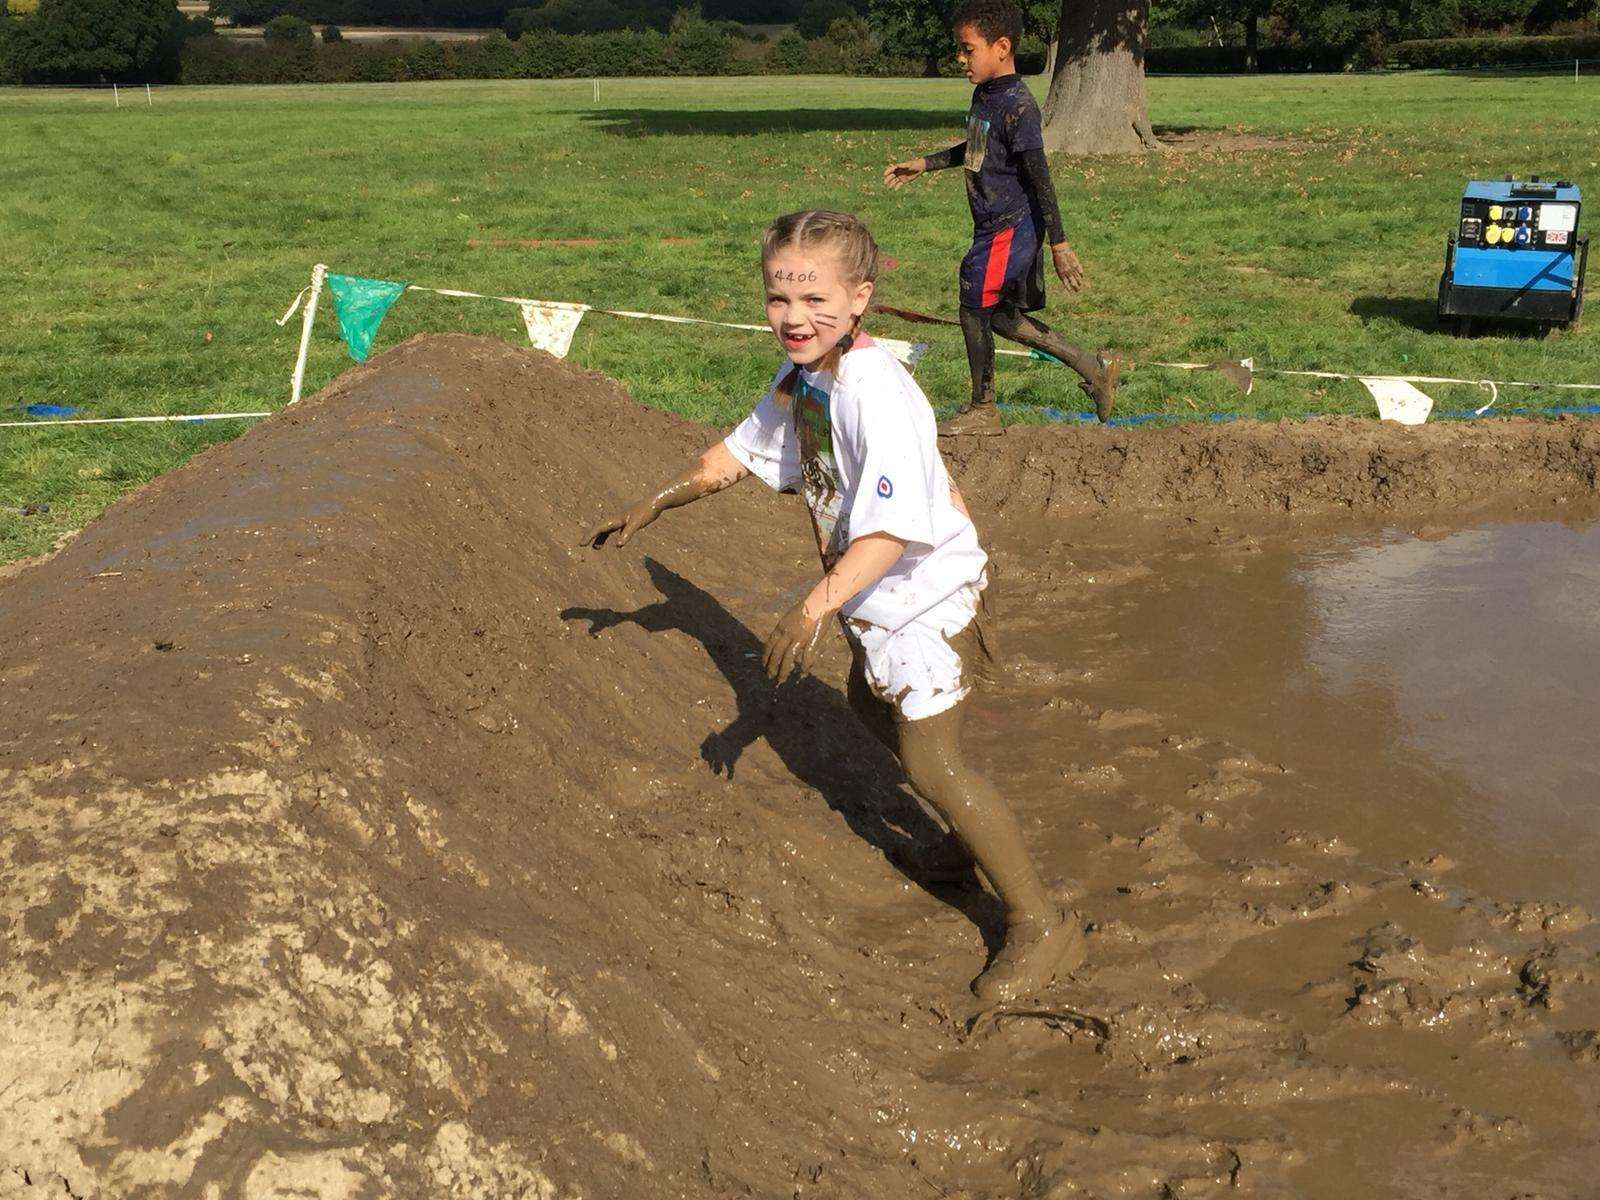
top-left (1539, 204), bottom-right (1578, 233)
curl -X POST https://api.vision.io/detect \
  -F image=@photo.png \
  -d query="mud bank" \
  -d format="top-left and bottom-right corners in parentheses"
top-left (943, 410), bottom-right (1600, 516)
top-left (3, 335), bottom-right (1598, 1199)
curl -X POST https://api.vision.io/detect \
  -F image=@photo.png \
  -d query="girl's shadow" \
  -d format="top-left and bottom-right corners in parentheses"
top-left (561, 556), bottom-right (1000, 937)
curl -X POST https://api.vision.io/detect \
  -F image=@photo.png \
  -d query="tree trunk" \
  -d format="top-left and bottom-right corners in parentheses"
top-left (1041, 0), bottom-right (1160, 155)
top-left (1244, 13), bottom-right (1258, 72)
top-left (1044, 37), bottom-right (1057, 78)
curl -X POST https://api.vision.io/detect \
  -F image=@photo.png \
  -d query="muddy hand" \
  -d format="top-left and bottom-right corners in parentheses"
top-left (762, 599), bottom-right (828, 683)
top-left (580, 499), bottom-right (658, 549)
top-left (1052, 243), bottom-right (1086, 292)
top-left (883, 159), bottom-right (924, 190)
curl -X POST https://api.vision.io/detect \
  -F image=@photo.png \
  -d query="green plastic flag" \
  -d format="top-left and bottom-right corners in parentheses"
top-left (326, 273), bottom-right (408, 363)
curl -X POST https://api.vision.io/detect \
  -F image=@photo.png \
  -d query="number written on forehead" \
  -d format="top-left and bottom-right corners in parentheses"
top-left (770, 269), bottom-right (818, 284)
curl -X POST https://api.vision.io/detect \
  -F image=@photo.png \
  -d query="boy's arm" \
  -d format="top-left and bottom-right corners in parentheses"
top-left (883, 142), bottom-right (966, 189)
top-left (1017, 148), bottom-right (1085, 291)
top-left (762, 532), bottom-right (907, 681)
top-left (582, 441), bottom-right (748, 549)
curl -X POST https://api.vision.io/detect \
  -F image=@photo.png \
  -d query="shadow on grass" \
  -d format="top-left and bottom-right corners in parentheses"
top-left (1351, 294), bottom-right (1557, 339)
top-left (1349, 295), bottom-right (1447, 332)
top-left (583, 106), bottom-right (966, 136)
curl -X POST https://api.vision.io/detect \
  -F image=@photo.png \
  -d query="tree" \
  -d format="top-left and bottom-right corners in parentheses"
top-left (798, 0), bottom-right (852, 37)
top-left (867, 0), bottom-right (950, 74)
top-left (1164, 0), bottom-right (1273, 67)
top-left (816, 13), bottom-right (879, 70)
top-left (5, 0), bottom-right (185, 81)
top-left (1041, 0), bottom-right (1159, 153)
top-left (207, 0), bottom-right (288, 25)
top-left (262, 11), bottom-right (312, 42)
top-left (512, 0), bottom-right (628, 34)
top-left (667, 8), bottom-right (731, 72)
top-left (703, 0), bottom-right (800, 18)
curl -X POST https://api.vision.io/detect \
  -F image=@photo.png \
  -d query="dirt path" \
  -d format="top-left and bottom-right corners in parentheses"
top-left (3, 336), bottom-right (1596, 1198)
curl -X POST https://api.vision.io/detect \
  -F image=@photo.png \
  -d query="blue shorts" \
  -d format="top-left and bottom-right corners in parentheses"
top-left (959, 217), bottom-right (1046, 312)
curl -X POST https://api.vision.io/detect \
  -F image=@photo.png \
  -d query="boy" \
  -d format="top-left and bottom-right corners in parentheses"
top-left (884, 0), bottom-right (1119, 435)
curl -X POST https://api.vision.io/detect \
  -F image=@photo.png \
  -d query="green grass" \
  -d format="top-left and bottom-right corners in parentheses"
top-left (3, 71), bottom-right (1599, 561)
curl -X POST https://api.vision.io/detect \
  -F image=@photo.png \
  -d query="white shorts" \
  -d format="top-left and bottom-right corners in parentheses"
top-left (848, 581), bottom-right (986, 722)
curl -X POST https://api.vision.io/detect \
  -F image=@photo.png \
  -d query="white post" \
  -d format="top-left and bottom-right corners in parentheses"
top-left (112, 83), bottom-right (120, 108)
top-left (289, 264), bottom-right (327, 405)
top-left (592, 77), bottom-right (599, 102)
top-left (145, 82), bottom-right (152, 106)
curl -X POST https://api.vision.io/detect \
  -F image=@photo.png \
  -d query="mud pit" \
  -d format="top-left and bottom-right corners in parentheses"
top-left (3, 335), bottom-right (1599, 1198)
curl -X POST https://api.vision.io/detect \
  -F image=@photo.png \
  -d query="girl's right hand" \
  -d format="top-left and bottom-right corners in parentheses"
top-left (581, 499), bottom-right (659, 549)
top-left (883, 159), bottom-right (925, 189)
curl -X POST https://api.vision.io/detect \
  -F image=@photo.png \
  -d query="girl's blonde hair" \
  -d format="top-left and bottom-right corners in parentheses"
top-left (761, 210), bottom-right (880, 286)
top-left (762, 211), bottom-right (879, 398)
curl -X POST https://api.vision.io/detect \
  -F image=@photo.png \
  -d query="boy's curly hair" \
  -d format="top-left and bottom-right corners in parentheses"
top-left (951, 0), bottom-right (1022, 50)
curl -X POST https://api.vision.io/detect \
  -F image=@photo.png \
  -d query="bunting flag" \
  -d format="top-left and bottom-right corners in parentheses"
top-left (326, 273), bottom-right (408, 363)
top-left (520, 301), bottom-right (589, 359)
top-left (1214, 357), bottom-right (1255, 395)
top-left (874, 337), bottom-right (928, 370)
top-left (1362, 377), bottom-right (1435, 425)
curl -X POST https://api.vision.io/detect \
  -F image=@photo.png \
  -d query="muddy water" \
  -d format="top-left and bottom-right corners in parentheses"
top-left (1300, 519), bottom-right (1600, 908)
top-left (934, 513), bottom-right (1600, 1196)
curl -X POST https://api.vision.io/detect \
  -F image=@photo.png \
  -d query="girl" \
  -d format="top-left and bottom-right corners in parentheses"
top-left (583, 210), bottom-right (1084, 1003)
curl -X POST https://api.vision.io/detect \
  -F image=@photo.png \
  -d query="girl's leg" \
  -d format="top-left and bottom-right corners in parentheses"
top-left (895, 699), bottom-right (1085, 1002)
top-left (848, 649), bottom-right (971, 884)
top-left (990, 303), bottom-right (1118, 422)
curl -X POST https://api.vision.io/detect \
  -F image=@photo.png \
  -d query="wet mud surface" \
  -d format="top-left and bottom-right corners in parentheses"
top-left (3, 334), bottom-right (1598, 1198)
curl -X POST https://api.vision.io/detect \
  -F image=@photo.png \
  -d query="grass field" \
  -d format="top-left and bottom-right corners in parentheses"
top-left (3, 70), bottom-right (1599, 562)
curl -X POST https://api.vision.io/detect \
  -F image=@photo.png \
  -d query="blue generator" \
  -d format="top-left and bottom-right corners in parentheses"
top-left (1439, 177), bottom-right (1588, 331)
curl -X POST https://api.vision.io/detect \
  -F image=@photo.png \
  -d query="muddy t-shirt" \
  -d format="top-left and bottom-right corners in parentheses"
top-left (964, 73), bottom-right (1045, 238)
top-left (724, 337), bottom-right (988, 633)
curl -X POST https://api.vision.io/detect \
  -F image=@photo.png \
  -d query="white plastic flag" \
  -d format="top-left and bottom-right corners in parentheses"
top-left (1361, 377), bottom-right (1434, 426)
top-left (520, 301), bottom-right (588, 359)
top-left (874, 337), bottom-right (929, 371)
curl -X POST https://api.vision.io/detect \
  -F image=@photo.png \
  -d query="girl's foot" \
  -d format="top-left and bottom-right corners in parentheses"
top-left (1079, 352), bottom-right (1120, 423)
top-left (971, 908), bottom-right (1086, 1003)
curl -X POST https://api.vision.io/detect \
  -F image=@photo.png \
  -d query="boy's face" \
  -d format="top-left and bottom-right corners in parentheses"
top-left (954, 23), bottom-right (1012, 83)
top-left (763, 247), bottom-right (874, 368)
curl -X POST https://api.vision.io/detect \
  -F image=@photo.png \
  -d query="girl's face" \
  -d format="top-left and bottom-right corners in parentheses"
top-left (763, 246), bottom-right (874, 368)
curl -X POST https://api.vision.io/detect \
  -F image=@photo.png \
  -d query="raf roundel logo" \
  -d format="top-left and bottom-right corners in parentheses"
top-left (876, 475), bottom-right (894, 499)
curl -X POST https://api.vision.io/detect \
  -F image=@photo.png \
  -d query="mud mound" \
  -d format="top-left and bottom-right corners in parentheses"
top-left (4, 335), bottom-right (1599, 1199)
top-left (945, 411), bottom-right (1600, 515)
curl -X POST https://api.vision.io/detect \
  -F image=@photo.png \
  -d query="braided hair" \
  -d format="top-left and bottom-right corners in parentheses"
top-left (763, 210), bottom-right (880, 402)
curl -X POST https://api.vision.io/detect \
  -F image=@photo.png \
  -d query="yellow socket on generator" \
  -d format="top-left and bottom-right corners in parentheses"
top-left (1489, 205), bottom-right (1503, 220)
top-left (1485, 224), bottom-right (1502, 245)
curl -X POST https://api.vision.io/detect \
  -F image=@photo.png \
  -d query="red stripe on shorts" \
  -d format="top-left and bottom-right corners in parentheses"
top-left (980, 225), bottom-right (1015, 307)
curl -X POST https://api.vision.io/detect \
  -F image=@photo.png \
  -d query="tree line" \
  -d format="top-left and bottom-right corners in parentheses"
top-left (3, 0), bottom-right (1594, 87)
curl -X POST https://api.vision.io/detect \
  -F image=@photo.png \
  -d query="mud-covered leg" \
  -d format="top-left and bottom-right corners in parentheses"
top-left (942, 307), bottom-right (1005, 436)
top-left (895, 701), bottom-right (1085, 1001)
top-left (847, 651), bottom-right (971, 884)
top-left (991, 303), bottom-right (1118, 423)
top-left (957, 305), bottom-right (998, 410)
top-left (846, 647), bottom-right (899, 754)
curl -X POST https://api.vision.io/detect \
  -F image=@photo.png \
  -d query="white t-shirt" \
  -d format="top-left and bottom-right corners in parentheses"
top-left (724, 336), bottom-right (988, 633)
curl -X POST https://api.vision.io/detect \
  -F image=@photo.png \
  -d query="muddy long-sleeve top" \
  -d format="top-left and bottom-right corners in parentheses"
top-left (924, 74), bottom-right (1066, 246)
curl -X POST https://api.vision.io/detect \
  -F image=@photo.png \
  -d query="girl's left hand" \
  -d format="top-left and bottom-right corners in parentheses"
top-left (762, 599), bottom-right (829, 682)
